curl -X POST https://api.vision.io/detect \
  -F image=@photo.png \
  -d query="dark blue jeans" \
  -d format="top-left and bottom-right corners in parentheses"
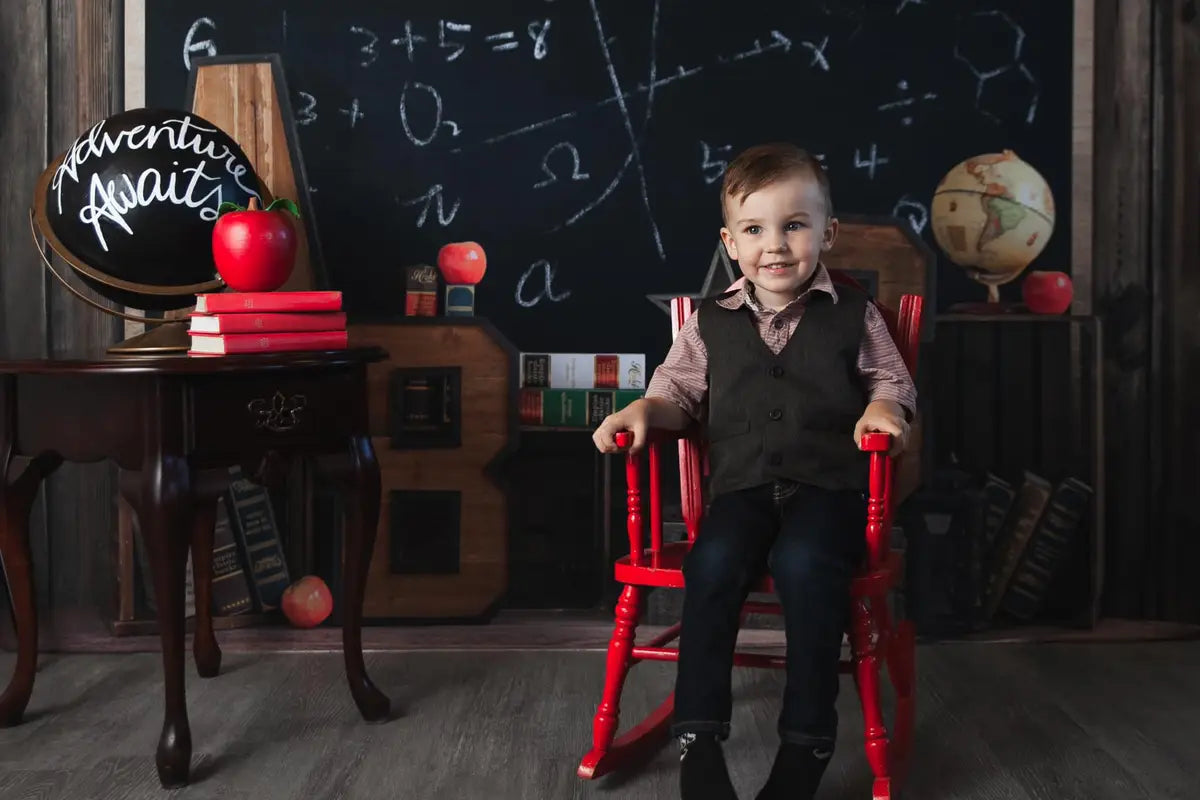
top-left (670, 481), bottom-right (866, 748)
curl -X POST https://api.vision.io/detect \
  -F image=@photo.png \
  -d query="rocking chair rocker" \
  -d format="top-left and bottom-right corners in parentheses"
top-left (577, 272), bottom-right (923, 800)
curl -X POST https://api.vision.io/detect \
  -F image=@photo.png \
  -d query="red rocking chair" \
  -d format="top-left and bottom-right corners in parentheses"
top-left (578, 274), bottom-right (923, 800)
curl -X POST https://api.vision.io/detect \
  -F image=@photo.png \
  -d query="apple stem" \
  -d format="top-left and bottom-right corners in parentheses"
top-left (247, 196), bottom-right (261, 211)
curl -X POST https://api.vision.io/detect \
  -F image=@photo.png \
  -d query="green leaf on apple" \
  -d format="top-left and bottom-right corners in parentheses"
top-left (216, 201), bottom-right (245, 216)
top-left (265, 197), bottom-right (301, 219)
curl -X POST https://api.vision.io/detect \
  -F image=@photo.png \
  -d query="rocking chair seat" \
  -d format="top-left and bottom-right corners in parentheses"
top-left (614, 541), bottom-right (902, 599)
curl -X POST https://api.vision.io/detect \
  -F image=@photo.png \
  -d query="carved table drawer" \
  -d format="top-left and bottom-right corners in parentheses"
top-left (187, 371), bottom-right (358, 459)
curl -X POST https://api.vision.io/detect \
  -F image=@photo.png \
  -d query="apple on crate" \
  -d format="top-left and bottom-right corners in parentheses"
top-left (1021, 270), bottom-right (1074, 315)
top-left (211, 196), bottom-right (301, 292)
top-left (437, 240), bottom-right (487, 285)
top-left (280, 575), bottom-right (334, 628)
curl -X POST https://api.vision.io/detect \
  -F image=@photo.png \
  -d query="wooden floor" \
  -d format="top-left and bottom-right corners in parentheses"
top-left (0, 639), bottom-right (1195, 799)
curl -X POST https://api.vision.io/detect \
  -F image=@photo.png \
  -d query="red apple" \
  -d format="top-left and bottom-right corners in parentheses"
top-left (280, 575), bottom-right (333, 628)
top-left (212, 196), bottom-right (300, 292)
top-left (1022, 270), bottom-right (1074, 314)
top-left (437, 241), bottom-right (487, 285)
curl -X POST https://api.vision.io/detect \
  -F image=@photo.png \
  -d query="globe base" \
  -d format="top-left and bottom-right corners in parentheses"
top-left (947, 300), bottom-right (1025, 315)
top-left (107, 321), bottom-right (190, 356)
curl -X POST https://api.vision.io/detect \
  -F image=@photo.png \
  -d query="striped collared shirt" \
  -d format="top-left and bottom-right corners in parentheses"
top-left (645, 264), bottom-right (917, 422)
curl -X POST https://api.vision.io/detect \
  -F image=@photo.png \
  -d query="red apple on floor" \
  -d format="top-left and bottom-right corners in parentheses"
top-left (212, 196), bottom-right (301, 292)
top-left (280, 575), bottom-right (333, 628)
top-left (1022, 270), bottom-right (1074, 315)
top-left (437, 241), bottom-right (487, 285)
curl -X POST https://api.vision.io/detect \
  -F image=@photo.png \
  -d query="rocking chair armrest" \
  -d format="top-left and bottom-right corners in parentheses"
top-left (859, 432), bottom-right (893, 453)
top-left (612, 426), bottom-right (700, 449)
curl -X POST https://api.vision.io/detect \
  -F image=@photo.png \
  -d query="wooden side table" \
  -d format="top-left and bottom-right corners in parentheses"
top-left (0, 347), bottom-right (390, 788)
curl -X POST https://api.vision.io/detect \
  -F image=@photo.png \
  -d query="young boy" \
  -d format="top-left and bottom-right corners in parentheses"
top-left (592, 143), bottom-right (916, 800)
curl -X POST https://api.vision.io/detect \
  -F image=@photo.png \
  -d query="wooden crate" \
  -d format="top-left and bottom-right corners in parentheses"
top-left (930, 314), bottom-right (1105, 627)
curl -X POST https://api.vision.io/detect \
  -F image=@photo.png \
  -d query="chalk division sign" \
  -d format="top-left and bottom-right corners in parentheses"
top-left (32, 107), bottom-right (267, 310)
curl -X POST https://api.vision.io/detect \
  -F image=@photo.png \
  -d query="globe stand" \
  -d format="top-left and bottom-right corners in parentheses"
top-left (947, 272), bottom-right (1023, 315)
top-left (28, 180), bottom-right (225, 357)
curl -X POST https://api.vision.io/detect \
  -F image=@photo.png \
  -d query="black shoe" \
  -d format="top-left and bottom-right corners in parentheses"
top-left (754, 742), bottom-right (832, 800)
top-left (679, 733), bottom-right (738, 800)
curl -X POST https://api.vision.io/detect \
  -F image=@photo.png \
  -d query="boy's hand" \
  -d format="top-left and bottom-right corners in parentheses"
top-left (593, 400), bottom-right (652, 454)
top-left (853, 400), bottom-right (910, 457)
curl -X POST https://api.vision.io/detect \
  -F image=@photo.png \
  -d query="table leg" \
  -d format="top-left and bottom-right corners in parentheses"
top-left (327, 435), bottom-right (390, 722)
top-left (190, 495), bottom-right (220, 678)
top-left (0, 452), bottom-right (61, 727)
top-left (130, 456), bottom-right (195, 788)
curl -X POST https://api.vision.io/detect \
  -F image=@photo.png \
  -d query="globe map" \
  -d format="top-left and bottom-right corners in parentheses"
top-left (930, 150), bottom-right (1055, 288)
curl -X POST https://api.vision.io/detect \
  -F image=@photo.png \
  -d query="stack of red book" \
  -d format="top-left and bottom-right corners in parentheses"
top-left (187, 291), bottom-right (347, 356)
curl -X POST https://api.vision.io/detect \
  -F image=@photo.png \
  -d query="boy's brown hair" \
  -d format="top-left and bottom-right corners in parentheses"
top-left (721, 142), bottom-right (833, 221)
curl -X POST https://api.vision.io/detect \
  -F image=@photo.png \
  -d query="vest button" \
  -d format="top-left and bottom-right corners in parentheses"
top-left (768, 453), bottom-right (783, 466)
top-left (768, 408), bottom-right (783, 421)
top-left (770, 366), bottom-right (784, 378)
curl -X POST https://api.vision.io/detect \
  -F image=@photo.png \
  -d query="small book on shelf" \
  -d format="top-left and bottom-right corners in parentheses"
top-left (980, 471), bottom-right (1055, 620)
top-left (519, 352), bottom-right (646, 390)
top-left (998, 477), bottom-right (1093, 620)
top-left (225, 465), bottom-right (292, 611)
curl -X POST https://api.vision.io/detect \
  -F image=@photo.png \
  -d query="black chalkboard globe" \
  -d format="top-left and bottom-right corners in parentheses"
top-left (32, 107), bottom-right (267, 311)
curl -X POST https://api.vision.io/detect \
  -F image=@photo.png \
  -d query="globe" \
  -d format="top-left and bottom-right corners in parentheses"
top-left (930, 150), bottom-right (1055, 305)
top-left (30, 107), bottom-right (268, 354)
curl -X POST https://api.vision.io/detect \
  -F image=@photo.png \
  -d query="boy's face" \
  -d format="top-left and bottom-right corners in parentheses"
top-left (719, 172), bottom-right (837, 307)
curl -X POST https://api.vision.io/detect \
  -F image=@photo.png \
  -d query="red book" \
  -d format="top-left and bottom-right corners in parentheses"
top-left (187, 330), bottom-right (348, 355)
top-left (193, 291), bottom-right (342, 314)
top-left (188, 311), bottom-right (347, 334)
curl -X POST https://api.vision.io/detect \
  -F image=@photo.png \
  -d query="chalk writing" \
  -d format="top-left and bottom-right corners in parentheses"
top-left (486, 31), bottom-right (519, 52)
top-left (391, 20), bottom-right (427, 61)
top-left (700, 141), bottom-right (732, 185)
top-left (183, 17), bottom-right (218, 71)
top-left (340, 98), bottom-right (365, 128)
top-left (52, 115), bottom-right (259, 252)
top-left (892, 194), bottom-right (929, 234)
top-left (401, 184), bottom-right (460, 227)
top-left (534, 142), bottom-right (590, 188)
top-left (878, 79), bottom-right (937, 126)
top-left (954, 10), bottom-right (1038, 124)
top-left (800, 36), bottom-right (831, 72)
top-left (465, 63), bottom-right (702, 152)
top-left (896, 0), bottom-right (923, 13)
top-left (581, 0), bottom-right (664, 258)
top-left (400, 82), bottom-right (461, 146)
top-left (440, 21), bottom-right (471, 61)
top-left (726, 30), bottom-right (792, 62)
top-left (528, 20), bottom-right (552, 60)
top-left (295, 92), bottom-right (318, 126)
top-left (853, 144), bottom-right (889, 179)
top-left (515, 259), bottom-right (571, 307)
top-left (349, 25), bottom-right (379, 67)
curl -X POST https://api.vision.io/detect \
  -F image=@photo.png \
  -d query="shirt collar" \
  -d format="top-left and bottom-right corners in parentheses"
top-left (716, 263), bottom-right (839, 312)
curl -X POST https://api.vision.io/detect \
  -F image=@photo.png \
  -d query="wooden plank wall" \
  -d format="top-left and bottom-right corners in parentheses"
top-left (1148, 0), bottom-right (1200, 622)
top-left (0, 2), bottom-right (122, 635)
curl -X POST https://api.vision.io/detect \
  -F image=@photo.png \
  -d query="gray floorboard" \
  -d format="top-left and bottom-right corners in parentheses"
top-left (0, 641), bottom-right (1195, 799)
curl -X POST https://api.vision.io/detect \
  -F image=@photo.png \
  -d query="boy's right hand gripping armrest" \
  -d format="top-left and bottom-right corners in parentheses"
top-left (612, 428), bottom-right (694, 450)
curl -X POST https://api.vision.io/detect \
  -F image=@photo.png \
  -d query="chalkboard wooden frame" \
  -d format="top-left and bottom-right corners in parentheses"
top-left (184, 52), bottom-right (329, 291)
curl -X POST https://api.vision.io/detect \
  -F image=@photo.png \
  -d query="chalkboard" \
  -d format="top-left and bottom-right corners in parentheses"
top-left (145, 1), bottom-right (1073, 355)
